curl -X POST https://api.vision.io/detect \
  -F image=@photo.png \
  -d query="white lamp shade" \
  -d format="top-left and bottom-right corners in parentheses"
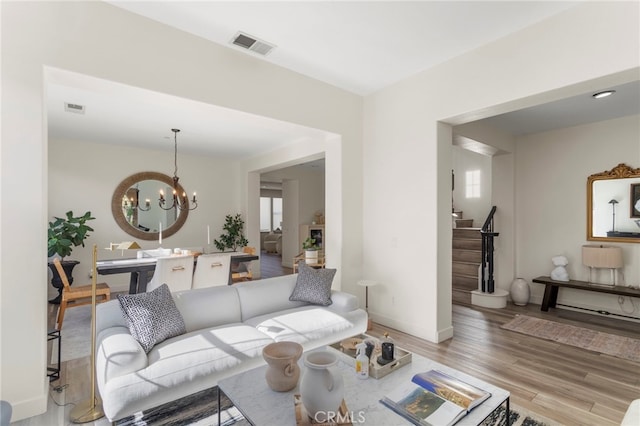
top-left (357, 280), bottom-right (378, 287)
top-left (582, 245), bottom-right (623, 269)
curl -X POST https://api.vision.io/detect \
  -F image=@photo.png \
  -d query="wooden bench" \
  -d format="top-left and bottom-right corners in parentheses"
top-left (532, 276), bottom-right (640, 311)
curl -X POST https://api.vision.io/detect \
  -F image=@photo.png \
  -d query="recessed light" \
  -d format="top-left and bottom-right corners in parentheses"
top-left (592, 90), bottom-right (616, 99)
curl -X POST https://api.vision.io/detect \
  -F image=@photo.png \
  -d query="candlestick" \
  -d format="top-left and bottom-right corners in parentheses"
top-left (207, 225), bottom-right (211, 245)
top-left (159, 222), bottom-right (162, 246)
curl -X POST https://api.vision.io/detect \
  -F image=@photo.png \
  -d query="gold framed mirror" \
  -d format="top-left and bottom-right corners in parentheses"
top-left (587, 163), bottom-right (640, 243)
top-left (111, 172), bottom-right (189, 241)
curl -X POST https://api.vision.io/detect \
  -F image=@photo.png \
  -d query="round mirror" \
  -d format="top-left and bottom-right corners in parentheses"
top-left (111, 172), bottom-right (189, 240)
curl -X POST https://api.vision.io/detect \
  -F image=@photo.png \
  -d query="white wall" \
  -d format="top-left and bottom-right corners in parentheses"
top-left (363, 2), bottom-right (639, 343)
top-left (452, 146), bottom-right (492, 225)
top-left (516, 115), bottom-right (640, 315)
top-left (1, 1), bottom-right (361, 419)
top-left (48, 138), bottom-right (241, 292)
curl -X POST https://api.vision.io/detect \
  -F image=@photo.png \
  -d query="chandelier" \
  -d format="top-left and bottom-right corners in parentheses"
top-left (125, 186), bottom-right (150, 212)
top-left (159, 129), bottom-right (198, 211)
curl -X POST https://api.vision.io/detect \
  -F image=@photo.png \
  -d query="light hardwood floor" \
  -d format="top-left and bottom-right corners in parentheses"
top-left (370, 302), bottom-right (639, 426)
top-left (21, 284), bottom-right (638, 425)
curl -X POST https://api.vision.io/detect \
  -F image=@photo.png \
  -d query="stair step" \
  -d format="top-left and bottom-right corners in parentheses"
top-left (453, 274), bottom-right (478, 289)
top-left (455, 219), bottom-right (474, 228)
top-left (452, 249), bottom-right (481, 263)
top-left (453, 228), bottom-right (482, 239)
top-left (452, 262), bottom-right (479, 277)
top-left (452, 238), bottom-right (482, 250)
top-left (452, 288), bottom-right (472, 305)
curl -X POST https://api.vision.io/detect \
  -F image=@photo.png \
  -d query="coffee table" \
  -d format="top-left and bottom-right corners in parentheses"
top-left (218, 346), bottom-right (510, 425)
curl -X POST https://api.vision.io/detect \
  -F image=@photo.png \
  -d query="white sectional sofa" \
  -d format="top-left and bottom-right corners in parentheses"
top-left (95, 273), bottom-right (367, 422)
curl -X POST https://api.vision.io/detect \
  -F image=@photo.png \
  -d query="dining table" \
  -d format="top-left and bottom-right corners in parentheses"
top-left (96, 252), bottom-right (259, 294)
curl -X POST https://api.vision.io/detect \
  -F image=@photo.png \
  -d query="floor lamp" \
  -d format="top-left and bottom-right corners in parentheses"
top-left (357, 280), bottom-right (378, 330)
top-left (70, 245), bottom-right (104, 423)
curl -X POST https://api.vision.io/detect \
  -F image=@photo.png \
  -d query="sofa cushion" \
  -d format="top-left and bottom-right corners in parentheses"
top-left (234, 275), bottom-right (307, 320)
top-left (118, 284), bottom-right (186, 353)
top-left (172, 285), bottom-right (242, 333)
top-left (289, 262), bottom-right (336, 306)
top-left (147, 324), bottom-right (273, 379)
top-left (244, 306), bottom-right (354, 344)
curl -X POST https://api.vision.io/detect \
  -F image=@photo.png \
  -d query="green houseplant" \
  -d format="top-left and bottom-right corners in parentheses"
top-left (302, 237), bottom-right (319, 264)
top-left (48, 210), bottom-right (95, 259)
top-left (302, 237), bottom-right (318, 251)
top-left (47, 211), bottom-right (95, 303)
top-left (214, 214), bottom-right (249, 252)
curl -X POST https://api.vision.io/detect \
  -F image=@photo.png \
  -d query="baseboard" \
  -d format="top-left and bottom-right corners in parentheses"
top-left (9, 380), bottom-right (48, 422)
top-left (370, 312), bottom-right (448, 343)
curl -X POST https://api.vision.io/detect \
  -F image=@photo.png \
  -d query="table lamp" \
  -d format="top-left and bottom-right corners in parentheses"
top-left (582, 245), bottom-right (623, 285)
top-left (357, 280), bottom-right (378, 330)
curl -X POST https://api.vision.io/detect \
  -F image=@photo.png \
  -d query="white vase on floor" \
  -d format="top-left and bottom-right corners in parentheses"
top-left (510, 278), bottom-right (530, 306)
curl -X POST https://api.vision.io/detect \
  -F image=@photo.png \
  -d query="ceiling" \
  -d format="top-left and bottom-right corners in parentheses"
top-left (106, 1), bottom-right (580, 96)
top-left (48, 1), bottom-right (639, 162)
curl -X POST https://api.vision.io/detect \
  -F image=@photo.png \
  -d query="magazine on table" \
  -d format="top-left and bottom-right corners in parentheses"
top-left (380, 369), bottom-right (491, 426)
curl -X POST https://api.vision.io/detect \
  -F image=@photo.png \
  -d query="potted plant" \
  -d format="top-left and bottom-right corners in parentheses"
top-left (214, 214), bottom-right (249, 252)
top-left (47, 210), bottom-right (95, 303)
top-left (302, 237), bottom-right (319, 264)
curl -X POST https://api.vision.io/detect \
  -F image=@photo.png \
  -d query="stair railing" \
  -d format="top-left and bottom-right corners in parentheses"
top-left (480, 206), bottom-right (499, 293)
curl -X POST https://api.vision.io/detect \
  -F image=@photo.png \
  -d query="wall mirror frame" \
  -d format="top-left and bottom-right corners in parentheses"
top-left (587, 163), bottom-right (640, 243)
top-left (111, 171), bottom-right (189, 241)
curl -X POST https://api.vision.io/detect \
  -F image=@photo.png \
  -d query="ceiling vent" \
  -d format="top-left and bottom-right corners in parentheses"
top-left (230, 32), bottom-right (276, 56)
top-left (64, 102), bottom-right (85, 114)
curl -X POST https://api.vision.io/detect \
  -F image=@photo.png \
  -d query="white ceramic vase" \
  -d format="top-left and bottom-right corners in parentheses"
top-left (305, 250), bottom-right (319, 264)
top-left (300, 351), bottom-right (344, 422)
top-left (510, 278), bottom-right (530, 306)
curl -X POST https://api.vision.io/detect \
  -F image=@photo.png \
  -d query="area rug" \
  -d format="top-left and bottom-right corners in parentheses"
top-left (481, 403), bottom-right (561, 426)
top-left (50, 304), bottom-right (92, 363)
top-left (501, 315), bottom-right (640, 363)
top-left (115, 386), bottom-right (248, 426)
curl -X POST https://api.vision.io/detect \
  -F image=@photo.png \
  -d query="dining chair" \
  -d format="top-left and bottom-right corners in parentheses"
top-left (232, 246), bottom-right (256, 282)
top-left (146, 255), bottom-right (195, 293)
top-left (52, 258), bottom-right (111, 330)
top-left (192, 254), bottom-right (231, 289)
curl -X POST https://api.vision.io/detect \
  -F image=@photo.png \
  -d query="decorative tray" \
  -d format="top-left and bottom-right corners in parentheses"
top-left (328, 334), bottom-right (412, 379)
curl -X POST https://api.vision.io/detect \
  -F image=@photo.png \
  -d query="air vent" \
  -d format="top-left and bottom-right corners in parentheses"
top-left (230, 32), bottom-right (276, 56)
top-left (64, 102), bottom-right (85, 114)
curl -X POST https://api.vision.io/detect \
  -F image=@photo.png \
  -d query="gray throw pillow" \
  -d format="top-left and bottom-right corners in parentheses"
top-left (289, 261), bottom-right (336, 306)
top-left (118, 284), bottom-right (186, 353)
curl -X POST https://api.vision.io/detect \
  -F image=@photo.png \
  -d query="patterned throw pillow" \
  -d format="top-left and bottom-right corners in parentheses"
top-left (289, 261), bottom-right (336, 306)
top-left (118, 284), bottom-right (187, 353)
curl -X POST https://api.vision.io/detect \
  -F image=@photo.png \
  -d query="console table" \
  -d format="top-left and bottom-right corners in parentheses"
top-left (532, 276), bottom-right (640, 312)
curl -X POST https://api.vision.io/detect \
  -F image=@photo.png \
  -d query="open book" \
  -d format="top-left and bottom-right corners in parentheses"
top-left (380, 370), bottom-right (491, 426)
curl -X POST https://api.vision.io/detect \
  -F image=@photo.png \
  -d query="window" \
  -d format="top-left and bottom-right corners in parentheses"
top-left (465, 170), bottom-right (481, 199)
top-left (260, 197), bottom-right (271, 231)
top-left (260, 196), bottom-right (283, 232)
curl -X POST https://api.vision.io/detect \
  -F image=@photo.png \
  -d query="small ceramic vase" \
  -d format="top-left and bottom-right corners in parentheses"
top-left (300, 351), bottom-right (344, 422)
top-left (510, 278), bottom-right (530, 306)
top-left (262, 342), bottom-right (303, 392)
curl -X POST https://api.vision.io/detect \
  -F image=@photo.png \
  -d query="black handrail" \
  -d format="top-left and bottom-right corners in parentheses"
top-left (480, 206), bottom-right (499, 293)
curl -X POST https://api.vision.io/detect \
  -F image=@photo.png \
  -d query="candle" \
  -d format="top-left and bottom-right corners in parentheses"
top-left (159, 221), bottom-right (162, 246)
top-left (207, 225), bottom-right (211, 245)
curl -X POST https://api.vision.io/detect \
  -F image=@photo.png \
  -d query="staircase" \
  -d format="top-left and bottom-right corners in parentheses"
top-left (452, 225), bottom-right (481, 305)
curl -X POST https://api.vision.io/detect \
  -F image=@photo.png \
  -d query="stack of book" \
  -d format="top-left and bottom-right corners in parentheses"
top-left (380, 369), bottom-right (491, 426)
